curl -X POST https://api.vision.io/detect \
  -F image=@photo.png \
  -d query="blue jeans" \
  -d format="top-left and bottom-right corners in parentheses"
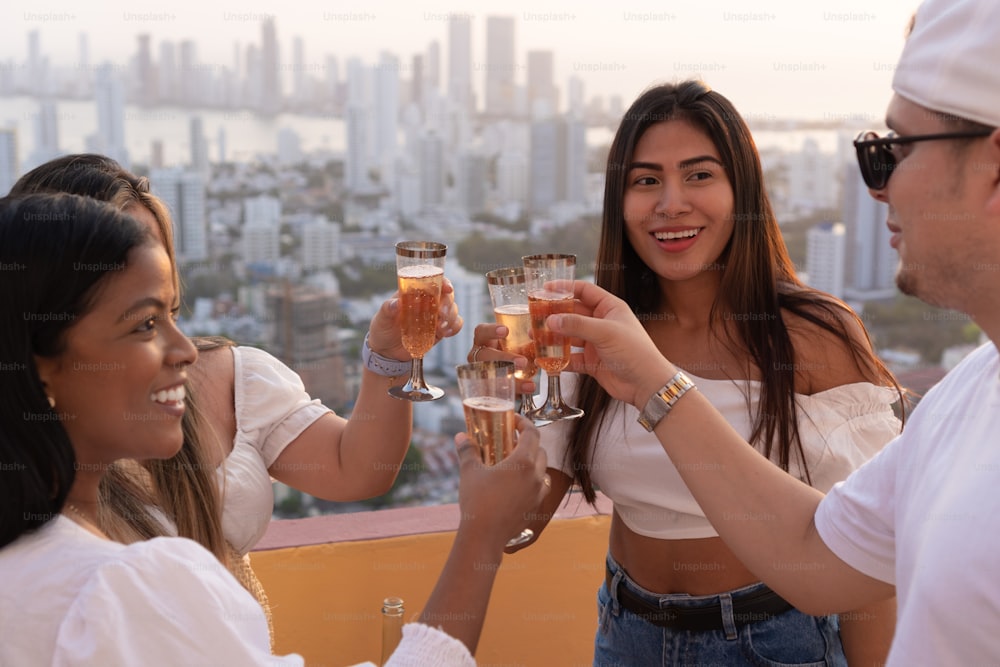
top-left (596, 554), bottom-right (846, 667)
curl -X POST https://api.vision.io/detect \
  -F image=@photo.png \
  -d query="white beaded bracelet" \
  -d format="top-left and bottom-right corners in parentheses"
top-left (362, 333), bottom-right (412, 377)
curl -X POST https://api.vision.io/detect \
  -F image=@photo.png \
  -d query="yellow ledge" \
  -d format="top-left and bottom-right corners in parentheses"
top-left (252, 493), bottom-right (612, 666)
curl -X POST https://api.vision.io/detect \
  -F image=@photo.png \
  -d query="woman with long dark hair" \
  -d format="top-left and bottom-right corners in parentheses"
top-left (473, 80), bottom-right (904, 665)
top-left (9, 154), bottom-right (464, 640)
top-left (0, 192), bottom-right (547, 665)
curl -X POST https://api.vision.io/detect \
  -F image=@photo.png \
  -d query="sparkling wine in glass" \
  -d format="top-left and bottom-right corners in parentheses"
top-left (389, 241), bottom-right (446, 401)
top-left (456, 360), bottom-right (534, 547)
top-left (485, 267), bottom-right (542, 423)
top-left (522, 253), bottom-right (584, 423)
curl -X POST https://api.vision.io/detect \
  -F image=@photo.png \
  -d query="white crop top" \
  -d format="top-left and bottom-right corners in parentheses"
top-left (539, 372), bottom-right (901, 539)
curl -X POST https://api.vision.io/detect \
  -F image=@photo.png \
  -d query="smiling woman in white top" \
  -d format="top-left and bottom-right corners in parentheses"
top-left (473, 81), bottom-right (906, 666)
top-left (9, 154), bottom-right (464, 636)
top-left (0, 192), bottom-right (548, 666)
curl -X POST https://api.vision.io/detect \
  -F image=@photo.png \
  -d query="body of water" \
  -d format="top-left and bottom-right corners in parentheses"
top-left (2, 95), bottom-right (846, 171)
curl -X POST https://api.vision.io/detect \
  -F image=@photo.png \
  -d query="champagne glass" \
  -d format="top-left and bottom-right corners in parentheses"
top-left (522, 253), bottom-right (584, 422)
top-left (455, 360), bottom-right (534, 547)
top-left (389, 241), bottom-right (446, 401)
top-left (485, 267), bottom-right (545, 424)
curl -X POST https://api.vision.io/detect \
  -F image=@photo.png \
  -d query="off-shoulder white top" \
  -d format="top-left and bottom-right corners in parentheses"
top-left (540, 372), bottom-right (902, 539)
top-left (218, 346), bottom-right (333, 554)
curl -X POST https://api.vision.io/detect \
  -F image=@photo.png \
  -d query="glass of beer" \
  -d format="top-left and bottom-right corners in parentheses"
top-left (485, 267), bottom-right (543, 423)
top-left (389, 241), bottom-right (447, 401)
top-left (455, 360), bottom-right (533, 547)
top-left (522, 253), bottom-right (584, 422)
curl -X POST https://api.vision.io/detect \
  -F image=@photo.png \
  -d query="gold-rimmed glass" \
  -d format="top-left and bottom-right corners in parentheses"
top-left (389, 241), bottom-right (446, 401)
top-left (522, 253), bottom-right (583, 423)
top-left (485, 267), bottom-right (542, 423)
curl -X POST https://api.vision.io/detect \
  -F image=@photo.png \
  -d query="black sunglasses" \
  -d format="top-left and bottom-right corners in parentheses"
top-left (853, 129), bottom-right (994, 190)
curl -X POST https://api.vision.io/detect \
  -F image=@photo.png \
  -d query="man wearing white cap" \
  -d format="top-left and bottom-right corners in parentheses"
top-left (540, 0), bottom-right (1000, 664)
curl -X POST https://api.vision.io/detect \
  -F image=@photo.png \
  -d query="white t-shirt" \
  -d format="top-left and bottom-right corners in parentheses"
top-left (0, 517), bottom-right (475, 666)
top-left (816, 341), bottom-right (1000, 665)
top-left (540, 371), bottom-right (901, 538)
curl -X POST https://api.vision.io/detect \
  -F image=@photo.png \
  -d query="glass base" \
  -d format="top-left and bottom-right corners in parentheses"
top-left (506, 528), bottom-right (534, 547)
top-left (389, 382), bottom-right (444, 401)
top-left (526, 403), bottom-right (583, 423)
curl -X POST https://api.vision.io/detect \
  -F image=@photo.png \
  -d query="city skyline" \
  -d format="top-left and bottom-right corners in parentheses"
top-left (3, 0), bottom-right (922, 121)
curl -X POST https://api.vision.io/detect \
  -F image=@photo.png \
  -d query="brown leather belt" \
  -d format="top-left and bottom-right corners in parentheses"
top-left (605, 563), bottom-right (795, 632)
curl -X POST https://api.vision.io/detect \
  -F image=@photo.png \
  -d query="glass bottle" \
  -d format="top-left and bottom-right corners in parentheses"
top-left (380, 596), bottom-right (404, 665)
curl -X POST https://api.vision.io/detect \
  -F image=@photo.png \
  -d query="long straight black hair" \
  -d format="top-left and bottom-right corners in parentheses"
top-left (566, 81), bottom-right (903, 503)
top-left (0, 193), bottom-right (150, 547)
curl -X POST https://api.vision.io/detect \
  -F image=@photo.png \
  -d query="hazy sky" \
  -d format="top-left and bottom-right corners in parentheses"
top-left (3, 0), bottom-right (922, 121)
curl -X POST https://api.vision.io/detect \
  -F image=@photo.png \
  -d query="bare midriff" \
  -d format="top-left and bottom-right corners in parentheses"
top-left (609, 509), bottom-right (760, 596)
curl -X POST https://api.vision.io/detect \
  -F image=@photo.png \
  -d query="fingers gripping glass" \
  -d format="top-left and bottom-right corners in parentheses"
top-left (853, 129), bottom-right (993, 190)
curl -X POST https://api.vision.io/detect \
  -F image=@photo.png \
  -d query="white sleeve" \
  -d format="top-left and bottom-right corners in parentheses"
top-left (814, 434), bottom-right (900, 585)
top-left (53, 537), bottom-right (303, 667)
top-left (800, 384), bottom-right (903, 493)
top-left (234, 345), bottom-right (334, 467)
top-left (384, 623), bottom-right (476, 667)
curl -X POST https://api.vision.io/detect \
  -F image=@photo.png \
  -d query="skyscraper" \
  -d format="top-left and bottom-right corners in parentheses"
top-left (0, 128), bottom-right (18, 195)
top-left (260, 18), bottom-right (281, 116)
top-left (447, 15), bottom-right (473, 115)
top-left (842, 164), bottom-right (896, 299)
top-left (136, 34), bottom-right (157, 106)
top-left (179, 40), bottom-right (199, 106)
top-left (151, 167), bottom-right (208, 263)
top-left (189, 116), bottom-right (209, 177)
top-left (529, 117), bottom-right (558, 213)
top-left (419, 131), bottom-right (445, 209)
top-left (485, 16), bottom-right (516, 117)
top-left (374, 52), bottom-right (400, 186)
top-left (242, 195), bottom-right (281, 267)
top-left (292, 36), bottom-right (306, 106)
top-left (806, 221), bottom-right (846, 299)
top-left (456, 151), bottom-right (488, 215)
top-left (527, 50), bottom-right (557, 119)
top-left (90, 64), bottom-right (128, 166)
top-left (27, 99), bottom-right (59, 170)
top-left (158, 41), bottom-right (177, 103)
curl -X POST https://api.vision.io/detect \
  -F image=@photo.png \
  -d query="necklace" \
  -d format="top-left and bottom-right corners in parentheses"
top-left (63, 501), bottom-right (95, 526)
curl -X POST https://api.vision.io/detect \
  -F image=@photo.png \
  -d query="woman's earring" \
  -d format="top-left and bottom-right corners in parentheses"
top-left (47, 396), bottom-right (55, 409)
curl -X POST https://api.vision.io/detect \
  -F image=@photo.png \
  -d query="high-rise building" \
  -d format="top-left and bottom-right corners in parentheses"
top-left (527, 50), bottom-right (557, 118)
top-left (301, 216), bottom-right (341, 270)
top-left (260, 18), bottom-right (281, 116)
top-left (151, 167), bottom-right (208, 263)
top-left (89, 64), bottom-right (128, 166)
top-left (425, 40), bottom-right (441, 93)
top-left (419, 131), bottom-right (445, 209)
top-left (189, 116), bottom-right (209, 176)
top-left (529, 113), bottom-right (584, 212)
top-left (374, 52), bottom-right (400, 186)
top-left (567, 76), bottom-right (585, 118)
top-left (497, 150), bottom-right (528, 206)
top-left (447, 15), bottom-right (473, 115)
top-left (179, 40), bottom-right (199, 106)
top-left (291, 36), bottom-right (306, 105)
top-left (410, 54), bottom-right (424, 107)
top-left (136, 34), bottom-right (157, 106)
top-left (266, 283), bottom-right (346, 407)
top-left (842, 164), bottom-right (896, 299)
top-left (27, 99), bottom-right (59, 170)
top-left (0, 128), bottom-right (18, 195)
top-left (345, 104), bottom-right (370, 193)
top-left (242, 195), bottom-right (281, 267)
top-left (530, 118), bottom-right (559, 213)
top-left (158, 41), bottom-right (177, 103)
top-left (456, 151), bottom-right (488, 215)
top-left (27, 31), bottom-right (45, 96)
top-left (806, 222), bottom-right (846, 299)
top-left (484, 16), bottom-right (516, 117)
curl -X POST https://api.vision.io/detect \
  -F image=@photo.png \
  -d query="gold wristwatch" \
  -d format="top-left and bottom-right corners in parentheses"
top-left (637, 370), bottom-right (695, 432)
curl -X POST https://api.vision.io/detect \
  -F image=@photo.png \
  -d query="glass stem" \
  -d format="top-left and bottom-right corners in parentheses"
top-left (407, 356), bottom-right (428, 390)
top-left (545, 374), bottom-right (566, 409)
